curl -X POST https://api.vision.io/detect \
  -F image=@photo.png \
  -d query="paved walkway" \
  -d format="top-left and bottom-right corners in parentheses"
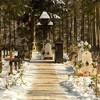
top-left (23, 62), bottom-right (69, 100)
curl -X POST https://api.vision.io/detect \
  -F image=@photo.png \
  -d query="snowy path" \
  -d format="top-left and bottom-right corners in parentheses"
top-left (22, 63), bottom-right (69, 100)
top-left (0, 60), bottom-right (72, 100)
top-left (1, 61), bottom-right (99, 100)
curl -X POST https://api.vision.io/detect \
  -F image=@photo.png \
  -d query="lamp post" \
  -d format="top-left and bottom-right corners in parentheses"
top-left (37, 11), bottom-right (53, 49)
top-left (39, 11), bottom-right (50, 41)
top-left (30, 11), bottom-right (53, 61)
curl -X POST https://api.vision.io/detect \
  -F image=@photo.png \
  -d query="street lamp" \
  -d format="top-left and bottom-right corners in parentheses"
top-left (39, 11), bottom-right (53, 40)
top-left (37, 11), bottom-right (53, 48)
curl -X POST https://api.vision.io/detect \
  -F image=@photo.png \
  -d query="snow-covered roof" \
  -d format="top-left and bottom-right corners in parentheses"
top-left (48, 21), bottom-right (53, 25)
top-left (40, 11), bottom-right (50, 19)
top-left (36, 22), bottom-right (42, 26)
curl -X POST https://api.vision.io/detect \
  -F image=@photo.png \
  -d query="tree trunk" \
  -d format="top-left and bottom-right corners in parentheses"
top-left (70, 15), bottom-right (73, 45)
top-left (3, 15), bottom-right (6, 58)
top-left (61, 12), bottom-right (64, 40)
top-left (96, 2), bottom-right (100, 50)
top-left (30, 12), bottom-right (34, 51)
top-left (99, 2), bottom-right (100, 49)
top-left (81, 12), bottom-right (85, 41)
top-left (13, 20), bottom-right (16, 45)
top-left (87, 15), bottom-right (90, 43)
top-left (66, 12), bottom-right (69, 53)
top-left (0, 9), bottom-right (2, 73)
top-left (73, 2), bottom-right (77, 43)
top-left (9, 18), bottom-right (11, 46)
top-left (93, 7), bottom-right (96, 48)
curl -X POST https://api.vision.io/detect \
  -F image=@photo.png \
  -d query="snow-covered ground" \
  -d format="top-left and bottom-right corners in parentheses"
top-left (0, 56), bottom-right (100, 100)
top-left (61, 61), bottom-right (100, 100)
top-left (0, 61), bottom-right (34, 100)
top-left (60, 75), bottom-right (100, 100)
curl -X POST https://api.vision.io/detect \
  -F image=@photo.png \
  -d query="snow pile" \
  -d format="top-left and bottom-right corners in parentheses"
top-left (60, 76), bottom-right (100, 100)
top-left (0, 61), bottom-right (33, 100)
